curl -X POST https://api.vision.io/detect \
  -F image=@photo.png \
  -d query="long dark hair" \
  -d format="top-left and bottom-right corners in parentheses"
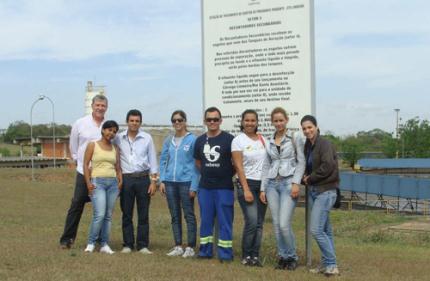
top-left (171, 110), bottom-right (188, 131)
top-left (102, 120), bottom-right (119, 131)
top-left (300, 115), bottom-right (320, 134)
top-left (300, 115), bottom-right (317, 126)
top-left (239, 109), bottom-right (258, 133)
top-left (101, 120), bottom-right (119, 137)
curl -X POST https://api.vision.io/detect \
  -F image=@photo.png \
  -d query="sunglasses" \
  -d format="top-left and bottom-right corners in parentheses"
top-left (171, 118), bottom-right (184, 123)
top-left (205, 118), bottom-right (220, 123)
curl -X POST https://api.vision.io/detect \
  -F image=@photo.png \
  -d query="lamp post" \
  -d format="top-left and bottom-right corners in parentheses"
top-left (43, 95), bottom-right (56, 168)
top-left (400, 117), bottom-right (405, 158)
top-left (30, 95), bottom-right (56, 181)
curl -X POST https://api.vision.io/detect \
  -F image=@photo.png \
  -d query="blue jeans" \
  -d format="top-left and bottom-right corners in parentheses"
top-left (309, 187), bottom-right (337, 267)
top-left (165, 181), bottom-right (197, 247)
top-left (88, 177), bottom-right (119, 246)
top-left (266, 177), bottom-right (297, 260)
top-left (237, 179), bottom-right (267, 259)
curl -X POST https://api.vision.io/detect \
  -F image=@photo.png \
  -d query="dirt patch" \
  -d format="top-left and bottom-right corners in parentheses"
top-left (12, 173), bottom-right (73, 183)
top-left (1, 168), bottom-right (75, 183)
top-left (388, 219), bottom-right (430, 232)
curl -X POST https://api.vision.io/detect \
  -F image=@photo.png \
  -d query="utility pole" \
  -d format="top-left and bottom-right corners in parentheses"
top-left (394, 109), bottom-right (400, 158)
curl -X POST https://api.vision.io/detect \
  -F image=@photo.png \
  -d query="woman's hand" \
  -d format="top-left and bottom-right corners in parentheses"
top-left (159, 182), bottom-right (166, 196)
top-left (259, 191), bottom-right (267, 204)
top-left (87, 182), bottom-right (95, 196)
top-left (148, 182), bottom-right (157, 196)
top-left (291, 183), bottom-right (300, 199)
top-left (244, 189), bottom-right (254, 203)
top-left (303, 175), bottom-right (310, 185)
top-left (189, 191), bottom-right (196, 199)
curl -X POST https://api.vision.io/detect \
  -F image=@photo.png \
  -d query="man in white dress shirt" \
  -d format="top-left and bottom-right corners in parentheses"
top-left (115, 109), bottom-right (158, 254)
top-left (59, 95), bottom-right (107, 249)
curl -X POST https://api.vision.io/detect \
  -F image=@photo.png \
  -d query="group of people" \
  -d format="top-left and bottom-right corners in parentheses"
top-left (59, 94), bottom-right (340, 276)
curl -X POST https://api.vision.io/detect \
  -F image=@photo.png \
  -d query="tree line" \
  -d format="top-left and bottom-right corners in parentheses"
top-left (325, 117), bottom-right (430, 168)
top-left (2, 121), bottom-right (71, 143)
top-left (1, 118), bottom-right (429, 165)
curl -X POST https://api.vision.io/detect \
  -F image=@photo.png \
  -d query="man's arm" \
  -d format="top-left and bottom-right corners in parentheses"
top-left (83, 142), bottom-right (95, 195)
top-left (147, 137), bottom-right (158, 196)
top-left (114, 144), bottom-right (122, 190)
top-left (69, 121), bottom-right (79, 163)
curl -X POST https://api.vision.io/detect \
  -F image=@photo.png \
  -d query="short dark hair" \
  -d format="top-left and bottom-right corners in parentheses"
top-left (300, 115), bottom-right (318, 126)
top-left (171, 110), bottom-right (187, 122)
top-left (204, 107), bottom-right (222, 119)
top-left (102, 120), bottom-right (119, 131)
top-left (240, 109), bottom-right (258, 133)
top-left (126, 109), bottom-right (142, 123)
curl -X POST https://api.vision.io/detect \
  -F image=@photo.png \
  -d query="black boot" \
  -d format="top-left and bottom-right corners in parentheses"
top-left (285, 258), bottom-right (298, 271)
top-left (274, 257), bottom-right (286, 270)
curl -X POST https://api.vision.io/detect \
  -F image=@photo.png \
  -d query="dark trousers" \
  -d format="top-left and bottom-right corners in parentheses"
top-left (237, 179), bottom-right (267, 259)
top-left (120, 175), bottom-right (151, 250)
top-left (60, 173), bottom-right (90, 245)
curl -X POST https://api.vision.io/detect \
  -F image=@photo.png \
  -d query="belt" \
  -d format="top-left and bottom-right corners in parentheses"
top-left (275, 175), bottom-right (293, 180)
top-left (123, 171), bottom-right (149, 178)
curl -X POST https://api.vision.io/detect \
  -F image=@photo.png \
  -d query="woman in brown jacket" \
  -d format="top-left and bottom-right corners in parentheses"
top-left (301, 115), bottom-right (340, 276)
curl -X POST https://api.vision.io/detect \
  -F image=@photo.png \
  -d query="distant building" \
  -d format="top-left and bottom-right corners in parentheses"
top-left (13, 136), bottom-right (70, 159)
top-left (85, 81), bottom-right (105, 115)
top-left (38, 136), bottom-right (71, 159)
top-left (0, 128), bottom-right (6, 136)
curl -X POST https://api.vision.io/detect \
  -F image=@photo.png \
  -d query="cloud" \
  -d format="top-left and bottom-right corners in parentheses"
top-left (0, 0), bottom-right (201, 67)
top-left (313, 0), bottom-right (430, 134)
top-left (0, 0), bottom-right (428, 135)
top-left (315, 0), bottom-right (430, 85)
top-left (318, 102), bottom-right (396, 135)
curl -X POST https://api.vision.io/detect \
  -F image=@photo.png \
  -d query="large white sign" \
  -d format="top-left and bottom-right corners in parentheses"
top-left (202, 0), bottom-right (315, 136)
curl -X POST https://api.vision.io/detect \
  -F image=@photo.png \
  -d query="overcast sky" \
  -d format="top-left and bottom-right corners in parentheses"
top-left (0, 0), bottom-right (428, 136)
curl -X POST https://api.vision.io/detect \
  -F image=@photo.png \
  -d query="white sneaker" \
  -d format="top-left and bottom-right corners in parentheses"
top-left (139, 247), bottom-right (153, 254)
top-left (309, 264), bottom-right (326, 274)
top-left (100, 245), bottom-right (115, 255)
top-left (166, 246), bottom-right (184, 256)
top-left (84, 244), bottom-right (95, 253)
top-left (324, 265), bottom-right (340, 276)
top-left (182, 247), bottom-right (195, 258)
top-left (121, 247), bottom-right (132, 254)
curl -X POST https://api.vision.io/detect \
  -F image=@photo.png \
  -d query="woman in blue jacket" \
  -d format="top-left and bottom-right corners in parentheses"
top-left (159, 110), bottom-right (199, 258)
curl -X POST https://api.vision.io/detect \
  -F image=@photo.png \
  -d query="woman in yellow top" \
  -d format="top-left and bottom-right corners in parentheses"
top-left (83, 120), bottom-right (122, 254)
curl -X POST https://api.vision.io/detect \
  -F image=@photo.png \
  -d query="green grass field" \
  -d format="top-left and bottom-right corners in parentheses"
top-left (0, 168), bottom-right (429, 281)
